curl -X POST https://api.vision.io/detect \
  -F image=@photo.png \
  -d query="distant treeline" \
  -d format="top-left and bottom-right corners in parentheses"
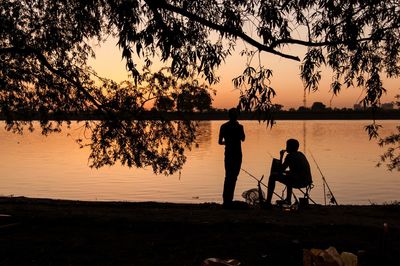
top-left (1, 109), bottom-right (399, 121)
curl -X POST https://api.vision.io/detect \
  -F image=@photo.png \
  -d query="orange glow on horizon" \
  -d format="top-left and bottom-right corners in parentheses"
top-left (88, 38), bottom-right (399, 110)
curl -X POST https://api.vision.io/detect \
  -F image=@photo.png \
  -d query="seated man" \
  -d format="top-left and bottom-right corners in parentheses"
top-left (265, 139), bottom-right (312, 206)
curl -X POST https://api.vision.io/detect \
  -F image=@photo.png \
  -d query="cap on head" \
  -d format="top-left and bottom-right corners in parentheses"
top-left (228, 108), bottom-right (238, 121)
top-left (286, 139), bottom-right (299, 152)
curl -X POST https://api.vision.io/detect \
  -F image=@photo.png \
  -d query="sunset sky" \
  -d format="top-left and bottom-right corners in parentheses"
top-left (89, 38), bottom-right (399, 110)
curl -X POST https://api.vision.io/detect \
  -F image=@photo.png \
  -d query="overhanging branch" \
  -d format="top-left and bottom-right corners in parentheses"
top-left (0, 47), bottom-right (107, 113)
top-left (271, 37), bottom-right (383, 48)
top-left (150, 1), bottom-right (300, 62)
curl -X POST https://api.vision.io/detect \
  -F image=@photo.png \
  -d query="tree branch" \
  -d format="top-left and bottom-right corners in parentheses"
top-left (270, 25), bottom-right (397, 48)
top-left (0, 47), bottom-right (107, 113)
top-left (148, 1), bottom-right (300, 62)
top-left (271, 36), bottom-right (387, 48)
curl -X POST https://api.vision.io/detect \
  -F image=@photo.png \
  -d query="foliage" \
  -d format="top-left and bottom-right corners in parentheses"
top-left (377, 125), bottom-right (400, 171)
top-left (192, 88), bottom-right (214, 112)
top-left (1, 0), bottom-right (400, 171)
top-left (3, 63), bottom-right (204, 174)
top-left (233, 65), bottom-right (276, 125)
top-left (377, 95), bottom-right (400, 171)
top-left (176, 85), bottom-right (214, 112)
top-left (155, 96), bottom-right (175, 111)
top-left (83, 120), bottom-right (197, 175)
top-left (311, 102), bottom-right (327, 111)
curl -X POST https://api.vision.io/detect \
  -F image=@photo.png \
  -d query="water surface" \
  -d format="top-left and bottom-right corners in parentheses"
top-left (0, 120), bottom-right (398, 204)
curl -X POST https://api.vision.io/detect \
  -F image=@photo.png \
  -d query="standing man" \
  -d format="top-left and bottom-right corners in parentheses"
top-left (219, 108), bottom-right (245, 208)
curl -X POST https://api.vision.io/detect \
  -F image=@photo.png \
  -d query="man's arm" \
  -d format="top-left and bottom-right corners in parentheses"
top-left (218, 126), bottom-right (225, 145)
top-left (240, 125), bottom-right (245, 142)
top-left (280, 150), bottom-right (289, 170)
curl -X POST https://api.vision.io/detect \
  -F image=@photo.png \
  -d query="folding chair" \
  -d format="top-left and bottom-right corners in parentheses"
top-left (270, 158), bottom-right (317, 208)
top-left (292, 183), bottom-right (317, 207)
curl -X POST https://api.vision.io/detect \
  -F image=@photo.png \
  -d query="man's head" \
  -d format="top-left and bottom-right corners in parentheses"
top-left (228, 108), bottom-right (238, 121)
top-left (286, 139), bottom-right (300, 152)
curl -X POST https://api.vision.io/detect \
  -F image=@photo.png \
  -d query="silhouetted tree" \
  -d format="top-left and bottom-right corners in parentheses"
top-left (84, 120), bottom-right (196, 175)
top-left (2, 0), bottom-right (400, 170)
top-left (311, 102), bottom-right (326, 111)
top-left (271, 104), bottom-right (284, 112)
top-left (194, 88), bottom-right (213, 112)
top-left (176, 85), bottom-right (213, 112)
top-left (155, 96), bottom-right (175, 111)
top-left (377, 95), bottom-right (400, 171)
top-left (177, 91), bottom-right (195, 112)
top-left (297, 106), bottom-right (310, 112)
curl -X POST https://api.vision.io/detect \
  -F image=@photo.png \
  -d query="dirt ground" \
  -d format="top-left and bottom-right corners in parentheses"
top-left (0, 196), bottom-right (399, 265)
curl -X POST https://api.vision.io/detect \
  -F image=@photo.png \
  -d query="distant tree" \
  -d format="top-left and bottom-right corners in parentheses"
top-left (155, 96), bottom-right (175, 111)
top-left (297, 106), bottom-right (310, 112)
top-left (311, 102), bottom-right (326, 111)
top-left (176, 85), bottom-right (213, 112)
top-left (341, 107), bottom-right (353, 112)
top-left (380, 102), bottom-right (394, 110)
top-left (271, 104), bottom-right (284, 112)
top-left (2, 0), bottom-right (400, 171)
top-left (193, 88), bottom-right (213, 112)
top-left (176, 91), bottom-right (195, 112)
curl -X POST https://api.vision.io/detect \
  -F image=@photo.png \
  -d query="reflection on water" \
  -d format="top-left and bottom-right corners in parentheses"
top-left (0, 120), bottom-right (398, 204)
top-left (86, 120), bottom-right (197, 175)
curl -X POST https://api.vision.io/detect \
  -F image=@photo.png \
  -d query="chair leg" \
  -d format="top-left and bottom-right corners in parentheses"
top-left (292, 193), bottom-right (299, 205)
top-left (298, 185), bottom-right (317, 205)
top-left (280, 185), bottom-right (316, 207)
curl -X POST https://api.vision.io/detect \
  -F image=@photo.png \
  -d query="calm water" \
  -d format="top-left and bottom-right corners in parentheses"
top-left (0, 120), bottom-right (399, 205)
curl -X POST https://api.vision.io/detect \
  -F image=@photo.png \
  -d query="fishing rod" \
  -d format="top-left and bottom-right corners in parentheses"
top-left (309, 151), bottom-right (338, 206)
top-left (241, 168), bottom-right (284, 200)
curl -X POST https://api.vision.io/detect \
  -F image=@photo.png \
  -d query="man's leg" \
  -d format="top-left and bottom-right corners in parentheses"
top-left (265, 174), bottom-right (277, 205)
top-left (223, 154), bottom-right (241, 207)
top-left (223, 175), bottom-right (237, 206)
top-left (283, 174), bottom-right (298, 203)
top-left (286, 186), bottom-right (293, 203)
top-left (266, 173), bottom-right (292, 205)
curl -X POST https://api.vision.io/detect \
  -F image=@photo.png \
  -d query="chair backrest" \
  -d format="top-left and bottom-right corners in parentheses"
top-left (269, 158), bottom-right (282, 174)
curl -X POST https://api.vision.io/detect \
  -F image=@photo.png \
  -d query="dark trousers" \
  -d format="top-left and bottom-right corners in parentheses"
top-left (265, 173), bottom-right (309, 204)
top-left (266, 174), bottom-right (293, 204)
top-left (223, 153), bottom-right (242, 205)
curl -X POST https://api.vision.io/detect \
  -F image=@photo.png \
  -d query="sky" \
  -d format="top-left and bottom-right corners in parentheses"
top-left (88, 38), bottom-right (399, 110)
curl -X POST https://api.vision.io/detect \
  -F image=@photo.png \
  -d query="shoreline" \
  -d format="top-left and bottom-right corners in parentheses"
top-left (1, 196), bottom-right (399, 265)
top-left (1, 110), bottom-right (399, 121)
top-left (0, 194), bottom-right (397, 206)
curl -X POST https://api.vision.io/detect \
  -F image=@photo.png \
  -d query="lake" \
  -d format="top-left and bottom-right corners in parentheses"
top-left (0, 120), bottom-right (399, 205)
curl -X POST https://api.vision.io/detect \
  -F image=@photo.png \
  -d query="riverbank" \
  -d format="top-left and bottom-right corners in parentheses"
top-left (1, 109), bottom-right (399, 121)
top-left (0, 197), bottom-right (399, 265)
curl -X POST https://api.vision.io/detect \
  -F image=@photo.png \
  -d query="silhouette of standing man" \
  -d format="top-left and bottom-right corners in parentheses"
top-left (219, 108), bottom-right (245, 208)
